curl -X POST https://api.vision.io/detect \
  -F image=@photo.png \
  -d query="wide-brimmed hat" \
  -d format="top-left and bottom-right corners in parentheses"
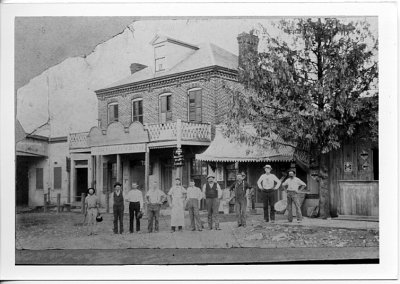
top-left (96, 215), bottom-right (103, 222)
top-left (263, 164), bottom-right (272, 169)
top-left (207, 174), bottom-right (215, 179)
top-left (131, 182), bottom-right (139, 189)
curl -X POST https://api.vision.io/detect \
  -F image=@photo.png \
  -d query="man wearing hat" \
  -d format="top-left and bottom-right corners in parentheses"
top-left (230, 173), bottom-right (251, 227)
top-left (202, 174), bottom-right (222, 230)
top-left (113, 182), bottom-right (124, 234)
top-left (282, 169), bottom-right (306, 223)
top-left (257, 164), bottom-right (282, 223)
top-left (125, 182), bottom-right (144, 233)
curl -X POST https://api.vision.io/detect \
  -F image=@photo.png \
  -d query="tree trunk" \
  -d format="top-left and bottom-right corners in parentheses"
top-left (310, 147), bottom-right (330, 219)
top-left (318, 154), bottom-right (330, 219)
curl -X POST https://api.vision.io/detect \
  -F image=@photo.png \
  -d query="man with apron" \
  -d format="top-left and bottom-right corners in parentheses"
top-left (168, 178), bottom-right (187, 232)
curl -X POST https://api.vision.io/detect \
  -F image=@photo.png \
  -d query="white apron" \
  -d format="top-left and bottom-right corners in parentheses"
top-left (168, 186), bottom-right (186, 227)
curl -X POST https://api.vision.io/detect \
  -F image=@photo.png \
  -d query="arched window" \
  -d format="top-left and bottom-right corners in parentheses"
top-left (188, 88), bottom-right (202, 123)
top-left (108, 102), bottom-right (118, 124)
top-left (159, 93), bottom-right (172, 123)
top-left (132, 98), bottom-right (143, 124)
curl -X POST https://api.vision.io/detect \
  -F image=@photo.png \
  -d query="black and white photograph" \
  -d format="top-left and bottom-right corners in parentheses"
top-left (0, 1), bottom-right (398, 282)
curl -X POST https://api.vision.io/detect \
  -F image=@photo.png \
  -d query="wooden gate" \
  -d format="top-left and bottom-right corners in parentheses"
top-left (338, 180), bottom-right (378, 219)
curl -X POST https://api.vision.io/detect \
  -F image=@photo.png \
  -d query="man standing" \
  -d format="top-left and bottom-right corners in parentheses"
top-left (168, 178), bottom-right (187, 232)
top-left (113, 182), bottom-right (124, 234)
top-left (125, 182), bottom-right (143, 233)
top-left (282, 169), bottom-right (306, 223)
top-left (230, 173), bottom-right (251, 227)
top-left (186, 179), bottom-right (203, 231)
top-left (257, 165), bottom-right (282, 223)
top-left (84, 187), bottom-right (100, 236)
top-left (202, 175), bottom-right (222, 230)
top-left (146, 181), bottom-right (166, 233)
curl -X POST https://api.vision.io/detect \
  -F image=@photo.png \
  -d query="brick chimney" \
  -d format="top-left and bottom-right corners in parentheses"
top-left (130, 63), bottom-right (147, 74)
top-left (237, 32), bottom-right (259, 69)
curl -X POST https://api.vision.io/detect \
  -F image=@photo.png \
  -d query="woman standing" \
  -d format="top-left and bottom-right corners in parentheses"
top-left (84, 187), bottom-right (100, 236)
top-left (167, 178), bottom-right (187, 232)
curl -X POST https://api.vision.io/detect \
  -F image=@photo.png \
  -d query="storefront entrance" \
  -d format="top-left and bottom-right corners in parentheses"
top-left (75, 167), bottom-right (88, 200)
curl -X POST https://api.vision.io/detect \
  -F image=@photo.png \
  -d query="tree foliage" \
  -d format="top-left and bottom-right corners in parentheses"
top-left (225, 18), bottom-right (378, 162)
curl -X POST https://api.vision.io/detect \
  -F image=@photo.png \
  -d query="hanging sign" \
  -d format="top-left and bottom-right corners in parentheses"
top-left (344, 162), bottom-right (353, 173)
top-left (360, 150), bottom-right (369, 161)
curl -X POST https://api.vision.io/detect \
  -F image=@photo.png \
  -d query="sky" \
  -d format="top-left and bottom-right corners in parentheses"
top-left (15, 17), bottom-right (377, 91)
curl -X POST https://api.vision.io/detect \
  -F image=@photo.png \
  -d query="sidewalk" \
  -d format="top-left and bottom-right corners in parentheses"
top-left (15, 211), bottom-right (379, 250)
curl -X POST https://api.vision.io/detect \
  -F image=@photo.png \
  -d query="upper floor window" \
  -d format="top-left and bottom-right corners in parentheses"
top-left (132, 98), bottom-right (143, 124)
top-left (108, 103), bottom-right (118, 124)
top-left (188, 88), bottom-right (202, 123)
top-left (159, 93), bottom-right (172, 123)
top-left (155, 45), bottom-right (166, 72)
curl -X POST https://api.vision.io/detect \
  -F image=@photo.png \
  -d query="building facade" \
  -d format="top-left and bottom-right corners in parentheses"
top-left (68, 34), bottom-right (244, 211)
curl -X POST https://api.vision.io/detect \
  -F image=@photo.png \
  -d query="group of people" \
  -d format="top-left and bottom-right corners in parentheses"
top-left (84, 164), bottom-right (307, 236)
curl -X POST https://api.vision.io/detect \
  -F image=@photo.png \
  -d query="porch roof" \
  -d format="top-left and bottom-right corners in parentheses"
top-left (195, 128), bottom-right (295, 163)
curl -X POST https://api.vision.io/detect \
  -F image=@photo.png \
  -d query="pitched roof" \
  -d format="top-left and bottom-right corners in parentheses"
top-left (196, 127), bottom-right (295, 163)
top-left (15, 119), bottom-right (26, 143)
top-left (99, 42), bottom-right (238, 91)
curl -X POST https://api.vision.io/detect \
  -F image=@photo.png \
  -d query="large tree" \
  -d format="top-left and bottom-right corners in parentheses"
top-left (224, 18), bottom-right (378, 218)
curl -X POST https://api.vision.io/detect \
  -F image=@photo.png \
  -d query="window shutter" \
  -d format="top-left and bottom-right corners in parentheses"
top-left (36, 168), bottom-right (43, 189)
top-left (114, 105), bottom-right (118, 121)
top-left (54, 167), bottom-right (62, 189)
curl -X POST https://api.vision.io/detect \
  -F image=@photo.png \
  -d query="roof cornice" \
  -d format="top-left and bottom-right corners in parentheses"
top-left (96, 66), bottom-right (238, 97)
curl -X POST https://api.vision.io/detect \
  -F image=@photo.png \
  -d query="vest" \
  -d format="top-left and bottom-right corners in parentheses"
top-left (113, 191), bottom-right (124, 207)
top-left (205, 182), bottom-right (218, 198)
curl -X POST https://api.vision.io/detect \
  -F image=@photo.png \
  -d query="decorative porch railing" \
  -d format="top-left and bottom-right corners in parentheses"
top-left (181, 121), bottom-right (212, 141)
top-left (69, 132), bottom-right (89, 149)
top-left (146, 120), bottom-right (212, 142)
top-left (69, 120), bottom-right (212, 149)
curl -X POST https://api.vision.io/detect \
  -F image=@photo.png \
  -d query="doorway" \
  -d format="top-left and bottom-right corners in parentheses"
top-left (76, 168), bottom-right (88, 200)
top-left (16, 156), bottom-right (30, 206)
top-left (161, 161), bottom-right (173, 194)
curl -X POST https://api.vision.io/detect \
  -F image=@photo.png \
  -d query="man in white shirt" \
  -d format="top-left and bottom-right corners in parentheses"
top-left (202, 175), bottom-right (222, 230)
top-left (125, 182), bottom-right (144, 233)
top-left (257, 164), bottom-right (282, 223)
top-left (145, 181), bottom-right (166, 233)
top-left (186, 179), bottom-right (203, 231)
top-left (282, 169), bottom-right (306, 223)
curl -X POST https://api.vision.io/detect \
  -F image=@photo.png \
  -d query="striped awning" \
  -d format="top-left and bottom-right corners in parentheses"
top-left (196, 128), bottom-right (295, 163)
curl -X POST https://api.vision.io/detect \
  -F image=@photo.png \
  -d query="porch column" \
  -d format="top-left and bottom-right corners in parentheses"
top-left (96, 155), bottom-right (103, 203)
top-left (70, 158), bottom-right (75, 202)
top-left (88, 155), bottom-right (94, 188)
top-left (144, 145), bottom-right (150, 215)
top-left (176, 119), bottom-right (183, 180)
top-left (117, 154), bottom-right (122, 183)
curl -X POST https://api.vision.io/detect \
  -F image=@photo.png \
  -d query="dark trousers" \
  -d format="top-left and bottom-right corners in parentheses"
top-left (187, 198), bottom-right (202, 230)
top-left (129, 202), bottom-right (141, 232)
top-left (206, 198), bottom-right (220, 229)
top-left (235, 198), bottom-right (247, 225)
top-left (113, 205), bottom-right (124, 233)
top-left (260, 190), bottom-right (276, 221)
top-left (147, 203), bottom-right (160, 232)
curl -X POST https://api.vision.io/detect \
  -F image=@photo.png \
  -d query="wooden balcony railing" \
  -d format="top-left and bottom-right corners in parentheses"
top-left (146, 120), bottom-right (212, 142)
top-left (69, 120), bottom-right (212, 149)
top-left (69, 132), bottom-right (89, 149)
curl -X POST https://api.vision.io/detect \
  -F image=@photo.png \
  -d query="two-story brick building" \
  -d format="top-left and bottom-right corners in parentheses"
top-left (68, 33), bottom-right (301, 212)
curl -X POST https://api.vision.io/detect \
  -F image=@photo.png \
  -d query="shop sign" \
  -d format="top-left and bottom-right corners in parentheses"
top-left (92, 143), bottom-right (146, 155)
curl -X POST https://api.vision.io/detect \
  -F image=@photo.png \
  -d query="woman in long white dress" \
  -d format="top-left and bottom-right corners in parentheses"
top-left (168, 178), bottom-right (187, 232)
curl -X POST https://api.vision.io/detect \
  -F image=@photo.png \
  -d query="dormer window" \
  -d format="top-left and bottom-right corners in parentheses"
top-left (154, 45), bottom-right (166, 72)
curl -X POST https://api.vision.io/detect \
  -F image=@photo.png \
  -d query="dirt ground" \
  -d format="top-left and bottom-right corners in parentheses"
top-left (15, 210), bottom-right (379, 250)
